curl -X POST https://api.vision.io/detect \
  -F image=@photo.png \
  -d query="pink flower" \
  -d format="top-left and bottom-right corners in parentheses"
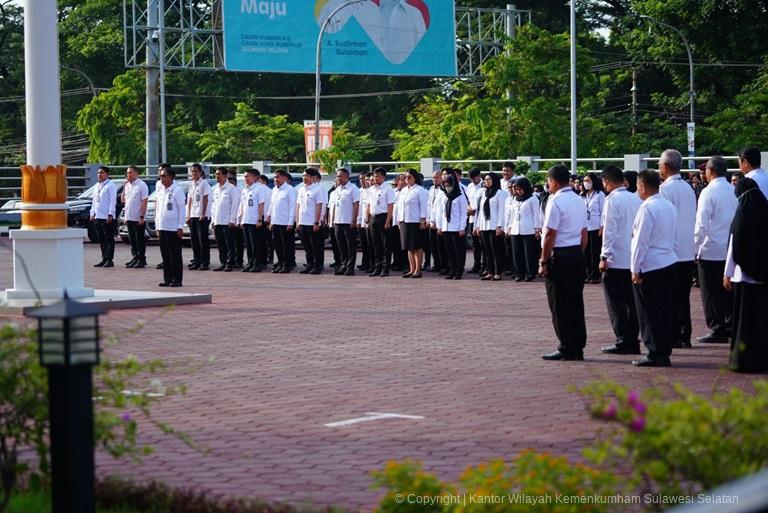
top-left (627, 390), bottom-right (641, 405)
top-left (629, 417), bottom-right (646, 432)
top-left (631, 400), bottom-right (647, 415)
top-left (602, 402), bottom-right (618, 419)
top-left (121, 413), bottom-right (132, 422)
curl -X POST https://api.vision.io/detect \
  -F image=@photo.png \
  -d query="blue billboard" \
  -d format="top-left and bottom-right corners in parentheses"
top-left (222, 0), bottom-right (457, 76)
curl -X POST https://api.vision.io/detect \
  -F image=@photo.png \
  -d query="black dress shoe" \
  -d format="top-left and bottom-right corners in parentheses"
top-left (467, 268), bottom-right (479, 274)
top-left (671, 340), bottom-right (692, 349)
top-left (379, 270), bottom-right (389, 277)
top-left (250, 266), bottom-right (263, 273)
top-left (187, 262), bottom-right (198, 270)
top-left (133, 261), bottom-right (146, 269)
top-left (513, 277), bottom-right (524, 282)
top-left (278, 267), bottom-right (291, 273)
top-left (126, 259), bottom-right (137, 267)
top-left (198, 264), bottom-right (209, 271)
top-left (524, 276), bottom-right (534, 282)
top-left (344, 269), bottom-right (355, 276)
top-left (601, 344), bottom-right (641, 355)
top-left (445, 273), bottom-right (455, 279)
top-left (453, 274), bottom-right (462, 280)
top-left (310, 269), bottom-right (322, 275)
top-left (169, 282), bottom-right (182, 288)
top-left (189, 264), bottom-right (201, 271)
top-left (410, 273), bottom-right (422, 279)
top-left (334, 269), bottom-right (345, 276)
top-left (103, 260), bottom-right (114, 268)
top-left (542, 350), bottom-right (584, 361)
top-left (696, 334), bottom-right (729, 344)
top-left (299, 268), bottom-right (312, 274)
top-left (438, 269), bottom-right (449, 276)
top-left (632, 356), bottom-right (671, 367)
top-left (223, 266), bottom-right (233, 272)
top-left (94, 260), bottom-right (106, 267)
top-left (369, 269), bottom-right (382, 277)
top-left (156, 263), bottom-right (165, 269)
top-left (158, 282), bottom-right (170, 287)
top-left (213, 265), bottom-right (226, 272)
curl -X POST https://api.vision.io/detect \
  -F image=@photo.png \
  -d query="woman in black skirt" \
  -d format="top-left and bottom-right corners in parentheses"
top-left (397, 169), bottom-right (429, 278)
top-left (474, 173), bottom-right (508, 281)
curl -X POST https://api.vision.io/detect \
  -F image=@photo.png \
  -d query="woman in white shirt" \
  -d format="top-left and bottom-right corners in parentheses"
top-left (398, 169), bottom-right (429, 278)
top-left (506, 177), bottom-right (541, 282)
top-left (474, 173), bottom-right (508, 281)
top-left (437, 174), bottom-right (468, 280)
top-left (582, 172), bottom-right (606, 284)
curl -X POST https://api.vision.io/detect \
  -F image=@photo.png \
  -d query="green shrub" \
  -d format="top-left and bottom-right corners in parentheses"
top-left (581, 380), bottom-right (768, 504)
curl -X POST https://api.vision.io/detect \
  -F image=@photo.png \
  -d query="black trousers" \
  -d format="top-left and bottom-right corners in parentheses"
top-left (358, 224), bottom-right (371, 268)
top-left (429, 228), bottom-right (447, 271)
top-left (158, 230), bottom-right (183, 284)
top-left (232, 226), bottom-right (245, 265)
top-left (698, 259), bottom-right (732, 337)
top-left (263, 223), bottom-right (273, 264)
top-left (584, 230), bottom-right (602, 281)
top-left (94, 219), bottom-right (115, 262)
top-left (126, 220), bottom-right (146, 261)
top-left (388, 225), bottom-right (405, 268)
top-left (213, 224), bottom-right (235, 266)
top-left (511, 234), bottom-right (539, 279)
top-left (370, 213), bottom-right (391, 271)
top-left (243, 223), bottom-right (266, 268)
top-left (334, 224), bottom-right (357, 272)
top-left (299, 225), bottom-right (325, 271)
top-left (468, 222), bottom-right (484, 271)
top-left (602, 268), bottom-right (639, 347)
top-left (633, 264), bottom-right (676, 360)
top-left (443, 231), bottom-right (465, 276)
top-left (480, 231), bottom-right (505, 276)
top-left (545, 246), bottom-right (587, 354)
top-left (730, 282), bottom-right (768, 372)
top-left (188, 218), bottom-right (210, 266)
top-left (672, 260), bottom-right (695, 343)
top-left (329, 225), bottom-right (341, 266)
top-left (504, 235), bottom-right (514, 274)
top-left (271, 225), bottom-right (295, 269)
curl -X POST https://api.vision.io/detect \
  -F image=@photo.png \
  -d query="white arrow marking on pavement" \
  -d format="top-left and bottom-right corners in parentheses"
top-left (325, 412), bottom-right (425, 428)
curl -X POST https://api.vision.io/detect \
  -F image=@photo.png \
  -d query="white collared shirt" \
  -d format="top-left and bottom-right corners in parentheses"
top-left (331, 183), bottom-right (360, 225)
top-left (543, 187), bottom-right (587, 247)
top-left (297, 183), bottom-right (324, 226)
top-left (584, 190), bottom-right (605, 231)
top-left (211, 182), bottom-right (238, 226)
top-left (630, 193), bottom-right (678, 273)
top-left (660, 174), bottom-right (697, 262)
top-left (397, 184), bottom-right (429, 223)
top-left (358, 187), bottom-right (371, 226)
top-left (392, 187), bottom-right (404, 222)
top-left (506, 195), bottom-right (541, 236)
top-left (268, 183), bottom-right (297, 226)
top-left (476, 188), bottom-right (508, 231)
top-left (91, 179), bottom-right (117, 219)
top-left (187, 178), bottom-right (212, 218)
top-left (122, 179), bottom-right (149, 222)
top-left (155, 182), bottom-right (186, 231)
top-left (437, 191), bottom-right (468, 232)
top-left (466, 180), bottom-right (483, 223)
top-left (368, 183), bottom-right (396, 216)
top-left (239, 183), bottom-right (267, 225)
top-left (430, 190), bottom-right (447, 224)
top-left (694, 177), bottom-right (737, 261)
top-left (725, 236), bottom-right (763, 284)
top-left (746, 168), bottom-right (768, 198)
top-left (601, 187), bottom-right (642, 270)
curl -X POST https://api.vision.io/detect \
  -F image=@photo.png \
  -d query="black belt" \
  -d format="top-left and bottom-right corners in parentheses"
top-left (553, 245), bottom-right (581, 254)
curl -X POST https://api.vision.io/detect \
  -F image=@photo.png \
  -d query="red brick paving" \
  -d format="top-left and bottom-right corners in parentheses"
top-left (0, 238), bottom-right (762, 511)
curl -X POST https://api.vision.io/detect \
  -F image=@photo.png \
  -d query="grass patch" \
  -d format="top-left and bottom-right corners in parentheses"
top-left (7, 489), bottom-right (140, 513)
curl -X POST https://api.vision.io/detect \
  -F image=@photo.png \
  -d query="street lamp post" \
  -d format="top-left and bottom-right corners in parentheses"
top-left (569, 0), bottom-right (577, 173)
top-left (314, 0), bottom-right (367, 156)
top-left (61, 66), bottom-right (97, 98)
top-left (640, 15), bottom-right (696, 167)
top-left (27, 294), bottom-right (103, 513)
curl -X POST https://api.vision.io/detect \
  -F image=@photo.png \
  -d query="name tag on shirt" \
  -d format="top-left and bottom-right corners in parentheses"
top-left (167, 202), bottom-right (173, 211)
top-left (248, 199), bottom-right (254, 207)
top-left (195, 194), bottom-right (200, 203)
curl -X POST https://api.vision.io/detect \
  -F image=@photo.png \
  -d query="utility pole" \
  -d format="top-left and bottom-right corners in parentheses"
top-left (569, 0), bottom-right (577, 172)
top-left (146, 0), bottom-right (160, 176)
top-left (631, 68), bottom-right (637, 138)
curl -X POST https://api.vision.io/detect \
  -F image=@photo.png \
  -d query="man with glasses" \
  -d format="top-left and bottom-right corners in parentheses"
top-left (122, 165), bottom-right (149, 268)
top-left (155, 166), bottom-right (186, 287)
top-left (91, 165), bottom-right (117, 267)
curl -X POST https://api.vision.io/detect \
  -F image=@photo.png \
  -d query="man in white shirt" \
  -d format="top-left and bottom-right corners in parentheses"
top-left (227, 171), bottom-right (245, 269)
top-left (630, 170), bottom-right (679, 367)
top-left (267, 169), bottom-right (297, 273)
top-left (598, 165), bottom-right (642, 355)
top-left (539, 165), bottom-right (589, 361)
top-left (90, 165), bottom-right (118, 267)
top-left (185, 163), bottom-right (211, 271)
top-left (357, 172), bottom-right (373, 272)
top-left (239, 168), bottom-right (267, 273)
top-left (388, 174), bottom-right (407, 271)
top-left (466, 168), bottom-right (485, 274)
top-left (367, 167), bottom-right (396, 277)
top-left (154, 163), bottom-right (171, 270)
top-left (694, 156), bottom-right (738, 344)
top-left (330, 168), bottom-right (360, 276)
top-left (501, 161), bottom-right (517, 274)
top-left (427, 169), bottom-right (446, 273)
top-left (211, 167), bottom-right (238, 272)
top-left (258, 174), bottom-right (274, 267)
top-left (737, 145), bottom-right (768, 196)
top-left (155, 166), bottom-right (187, 287)
top-left (297, 168), bottom-right (326, 275)
top-left (121, 165), bottom-right (149, 268)
top-left (659, 148), bottom-right (697, 348)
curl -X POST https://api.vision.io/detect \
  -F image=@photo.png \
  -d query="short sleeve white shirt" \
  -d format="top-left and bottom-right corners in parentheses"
top-left (332, 183), bottom-right (360, 225)
top-left (187, 178), bottom-right (212, 218)
top-left (543, 188), bottom-right (587, 248)
top-left (122, 179), bottom-right (149, 222)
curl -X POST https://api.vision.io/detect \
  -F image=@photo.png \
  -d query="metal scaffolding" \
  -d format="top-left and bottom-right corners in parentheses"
top-left (124, 1), bottom-right (530, 76)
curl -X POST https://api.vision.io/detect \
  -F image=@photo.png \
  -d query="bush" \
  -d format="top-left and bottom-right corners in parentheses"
top-left (581, 380), bottom-right (768, 503)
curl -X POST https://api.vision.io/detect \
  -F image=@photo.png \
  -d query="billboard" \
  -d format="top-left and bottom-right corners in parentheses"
top-left (304, 120), bottom-right (333, 163)
top-left (222, 0), bottom-right (457, 76)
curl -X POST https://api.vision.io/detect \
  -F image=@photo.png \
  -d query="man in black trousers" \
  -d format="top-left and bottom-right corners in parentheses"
top-left (539, 165), bottom-right (589, 361)
top-left (366, 167), bottom-right (396, 277)
top-left (155, 166), bottom-right (186, 287)
top-left (330, 168), bottom-right (360, 276)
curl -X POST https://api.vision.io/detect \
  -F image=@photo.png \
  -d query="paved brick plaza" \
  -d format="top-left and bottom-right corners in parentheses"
top-left (0, 239), bottom-right (760, 511)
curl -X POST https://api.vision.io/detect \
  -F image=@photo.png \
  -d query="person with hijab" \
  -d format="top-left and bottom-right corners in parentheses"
top-left (724, 176), bottom-right (768, 372)
top-left (396, 169), bottom-right (429, 278)
top-left (506, 177), bottom-right (542, 282)
top-left (474, 172), bottom-right (508, 281)
top-left (582, 172), bottom-right (606, 284)
top-left (436, 174), bottom-right (468, 279)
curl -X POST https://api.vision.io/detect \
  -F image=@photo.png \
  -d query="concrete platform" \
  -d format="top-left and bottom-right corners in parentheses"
top-left (0, 288), bottom-right (212, 315)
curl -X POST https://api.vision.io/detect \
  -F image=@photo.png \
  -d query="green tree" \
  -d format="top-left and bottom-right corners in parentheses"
top-left (313, 123), bottom-right (374, 172)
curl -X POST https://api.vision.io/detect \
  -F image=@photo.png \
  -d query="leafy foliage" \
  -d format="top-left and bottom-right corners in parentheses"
top-left (313, 123), bottom-right (374, 172)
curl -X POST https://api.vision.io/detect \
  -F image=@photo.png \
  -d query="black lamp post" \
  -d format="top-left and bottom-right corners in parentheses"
top-left (26, 295), bottom-right (104, 513)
